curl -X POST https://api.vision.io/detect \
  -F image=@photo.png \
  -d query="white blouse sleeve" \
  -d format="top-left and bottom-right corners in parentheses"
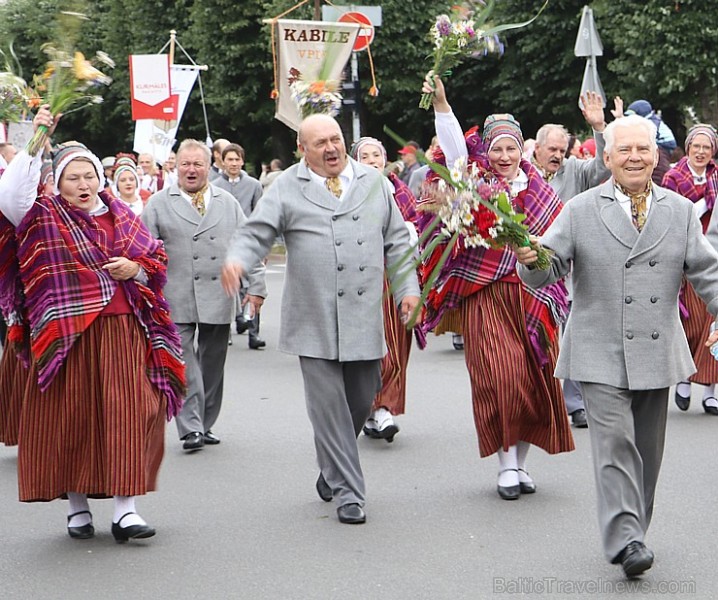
top-left (0, 150), bottom-right (42, 226)
top-left (435, 110), bottom-right (468, 167)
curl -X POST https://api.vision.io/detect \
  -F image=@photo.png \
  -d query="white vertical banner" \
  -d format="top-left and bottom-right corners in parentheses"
top-left (275, 19), bottom-right (359, 131)
top-left (133, 65), bottom-right (199, 164)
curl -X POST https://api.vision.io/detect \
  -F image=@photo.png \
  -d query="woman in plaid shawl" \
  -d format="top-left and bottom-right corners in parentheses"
top-left (0, 107), bottom-right (185, 542)
top-left (421, 74), bottom-right (573, 500)
top-left (662, 124), bottom-right (718, 415)
top-left (350, 137), bottom-right (420, 444)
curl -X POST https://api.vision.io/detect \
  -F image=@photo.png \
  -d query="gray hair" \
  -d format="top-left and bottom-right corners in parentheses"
top-left (536, 124), bottom-right (569, 146)
top-left (176, 139), bottom-right (212, 164)
top-left (603, 115), bottom-right (658, 154)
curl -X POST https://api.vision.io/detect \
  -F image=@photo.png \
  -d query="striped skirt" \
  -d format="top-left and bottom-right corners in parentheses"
top-left (18, 314), bottom-right (166, 502)
top-left (373, 289), bottom-right (412, 415)
top-left (461, 281), bottom-right (574, 458)
top-left (0, 343), bottom-right (29, 447)
top-left (681, 280), bottom-right (718, 385)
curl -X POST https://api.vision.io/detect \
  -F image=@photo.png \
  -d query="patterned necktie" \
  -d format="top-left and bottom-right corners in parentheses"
top-left (191, 186), bottom-right (207, 216)
top-left (325, 176), bottom-right (342, 199)
top-left (617, 182), bottom-right (650, 232)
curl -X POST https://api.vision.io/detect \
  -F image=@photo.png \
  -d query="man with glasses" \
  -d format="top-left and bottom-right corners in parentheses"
top-left (143, 139), bottom-right (267, 452)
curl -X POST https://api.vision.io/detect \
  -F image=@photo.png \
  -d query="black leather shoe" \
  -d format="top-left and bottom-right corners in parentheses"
top-left (67, 510), bottom-right (94, 539)
top-left (675, 389), bottom-right (691, 411)
top-left (571, 408), bottom-right (588, 428)
top-left (497, 468), bottom-right (520, 500)
top-left (702, 397), bottom-right (718, 415)
top-left (316, 473), bottom-right (332, 502)
top-left (182, 431), bottom-right (205, 451)
top-left (452, 334), bottom-right (464, 350)
top-left (249, 337), bottom-right (266, 350)
top-left (337, 503), bottom-right (366, 524)
top-left (111, 512), bottom-right (156, 543)
top-left (517, 469), bottom-right (536, 494)
top-left (203, 430), bottom-right (221, 445)
top-left (614, 541), bottom-right (654, 578)
top-left (235, 317), bottom-right (249, 335)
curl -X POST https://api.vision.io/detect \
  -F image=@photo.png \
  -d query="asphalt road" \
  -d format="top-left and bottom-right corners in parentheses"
top-left (1, 253), bottom-right (716, 599)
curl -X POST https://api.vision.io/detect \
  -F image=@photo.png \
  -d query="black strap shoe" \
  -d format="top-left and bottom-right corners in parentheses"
top-left (67, 510), bottom-right (94, 539)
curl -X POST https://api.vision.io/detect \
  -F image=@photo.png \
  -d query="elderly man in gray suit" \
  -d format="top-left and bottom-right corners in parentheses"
top-left (222, 114), bottom-right (421, 525)
top-left (532, 91), bottom-right (611, 429)
top-left (142, 139), bottom-right (267, 452)
top-left (514, 114), bottom-right (718, 577)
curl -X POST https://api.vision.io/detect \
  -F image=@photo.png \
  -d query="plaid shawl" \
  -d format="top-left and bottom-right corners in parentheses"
top-left (2, 189), bottom-right (185, 418)
top-left (388, 171), bottom-right (418, 224)
top-left (417, 128), bottom-right (568, 365)
top-left (662, 156), bottom-right (718, 211)
top-left (662, 157), bottom-right (718, 319)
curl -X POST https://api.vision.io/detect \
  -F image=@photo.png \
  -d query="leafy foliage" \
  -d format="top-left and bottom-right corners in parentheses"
top-left (0, 0), bottom-right (715, 165)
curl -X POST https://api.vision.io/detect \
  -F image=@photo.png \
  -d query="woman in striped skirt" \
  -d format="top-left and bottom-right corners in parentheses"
top-left (662, 124), bottom-right (718, 414)
top-left (420, 75), bottom-right (574, 500)
top-left (0, 107), bottom-right (184, 541)
top-left (350, 138), bottom-right (420, 442)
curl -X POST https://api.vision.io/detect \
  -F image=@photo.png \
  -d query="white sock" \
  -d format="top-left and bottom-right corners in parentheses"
top-left (67, 492), bottom-right (91, 527)
top-left (516, 441), bottom-right (533, 483)
top-left (113, 496), bottom-right (146, 527)
top-left (677, 381), bottom-right (691, 398)
top-left (703, 385), bottom-right (718, 407)
top-left (497, 447), bottom-right (519, 487)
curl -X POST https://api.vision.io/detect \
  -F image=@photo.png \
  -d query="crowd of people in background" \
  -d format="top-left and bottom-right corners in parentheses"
top-left (1, 77), bottom-right (718, 583)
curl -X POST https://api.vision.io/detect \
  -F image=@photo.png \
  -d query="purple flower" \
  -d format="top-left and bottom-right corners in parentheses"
top-left (436, 15), bottom-right (452, 37)
top-left (478, 182), bottom-right (493, 200)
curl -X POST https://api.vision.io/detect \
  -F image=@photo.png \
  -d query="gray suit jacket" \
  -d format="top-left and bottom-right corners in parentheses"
top-left (226, 158), bottom-right (420, 361)
top-left (550, 130), bottom-right (610, 202)
top-left (142, 183), bottom-right (267, 325)
top-left (518, 180), bottom-right (718, 390)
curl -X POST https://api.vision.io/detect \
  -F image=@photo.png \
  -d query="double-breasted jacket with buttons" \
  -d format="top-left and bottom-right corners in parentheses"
top-left (142, 183), bottom-right (267, 325)
top-left (226, 158), bottom-right (420, 362)
top-left (519, 180), bottom-right (718, 390)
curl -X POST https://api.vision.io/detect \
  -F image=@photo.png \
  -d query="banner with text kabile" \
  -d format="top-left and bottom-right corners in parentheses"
top-left (275, 19), bottom-right (359, 131)
top-left (133, 65), bottom-right (199, 165)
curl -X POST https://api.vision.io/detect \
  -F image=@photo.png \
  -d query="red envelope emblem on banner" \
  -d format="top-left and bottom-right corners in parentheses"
top-left (129, 54), bottom-right (178, 121)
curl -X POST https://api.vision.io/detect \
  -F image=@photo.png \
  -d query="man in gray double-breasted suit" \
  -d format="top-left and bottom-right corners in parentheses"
top-left (142, 139), bottom-right (267, 452)
top-left (222, 115), bottom-right (421, 525)
top-left (532, 91), bottom-right (611, 429)
top-left (516, 115), bottom-right (718, 578)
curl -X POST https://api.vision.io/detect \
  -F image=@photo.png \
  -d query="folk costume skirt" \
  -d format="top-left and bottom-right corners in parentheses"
top-left (373, 286), bottom-right (412, 415)
top-left (681, 280), bottom-right (718, 385)
top-left (0, 343), bottom-right (28, 447)
top-left (18, 314), bottom-right (166, 502)
top-left (460, 281), bottom-right (574, 458)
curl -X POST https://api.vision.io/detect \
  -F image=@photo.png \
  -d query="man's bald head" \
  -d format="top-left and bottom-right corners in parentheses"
top-left (297, 114), bottom-right (347, 178)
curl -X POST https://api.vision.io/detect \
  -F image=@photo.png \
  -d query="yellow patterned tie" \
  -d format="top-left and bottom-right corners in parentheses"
top-left (191, 186), bottom-right (207, 216)
top-left (617, 182), bottom-right (649, 232)
top-left (325, 176), bottom-right (342, 199)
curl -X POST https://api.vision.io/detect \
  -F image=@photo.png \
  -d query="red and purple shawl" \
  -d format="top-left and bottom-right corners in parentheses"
top-left (417, 127), bottom-right (568, 366)
top-left (662, 157), bottom-right (718, 318)
top-left (0, 189), bottom-right (185, 418)
top-left (662, 157), bottom-right (718, 224)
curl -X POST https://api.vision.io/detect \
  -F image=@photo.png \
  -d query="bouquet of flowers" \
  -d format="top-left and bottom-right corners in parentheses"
top-left (289, 72), bottom-right (342, 119)
top-left (419, 0), bottom-right (549, 110)
top-left (421, 156), bottom-right (553, 269)
top-left (0, 72), bottom-right (33, 124)
top-left (26, 10), bottom-right (114, 155)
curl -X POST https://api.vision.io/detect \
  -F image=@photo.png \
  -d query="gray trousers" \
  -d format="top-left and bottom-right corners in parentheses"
top-left (299, 357), bottom-right (382, 507)
top-left (581, 383), bottom-right (668, 562)
top-left (563, 378), bottom-right (585, 414)
top-left (175, 323), bottom-right (230, 439)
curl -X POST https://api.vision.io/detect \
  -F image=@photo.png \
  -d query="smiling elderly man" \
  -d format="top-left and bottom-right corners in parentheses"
top-left (222, 114), bottom-right (420, 525)
top-left (514, 114), bottom-right (718, 578)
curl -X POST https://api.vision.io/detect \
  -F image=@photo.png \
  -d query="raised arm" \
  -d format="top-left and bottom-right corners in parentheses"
top-left (422, 73), bottom-right (467, 167)
top-left (0, 105), bottom-right (58, 226)
top-left (574, 91), bottom-right (610, 188)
